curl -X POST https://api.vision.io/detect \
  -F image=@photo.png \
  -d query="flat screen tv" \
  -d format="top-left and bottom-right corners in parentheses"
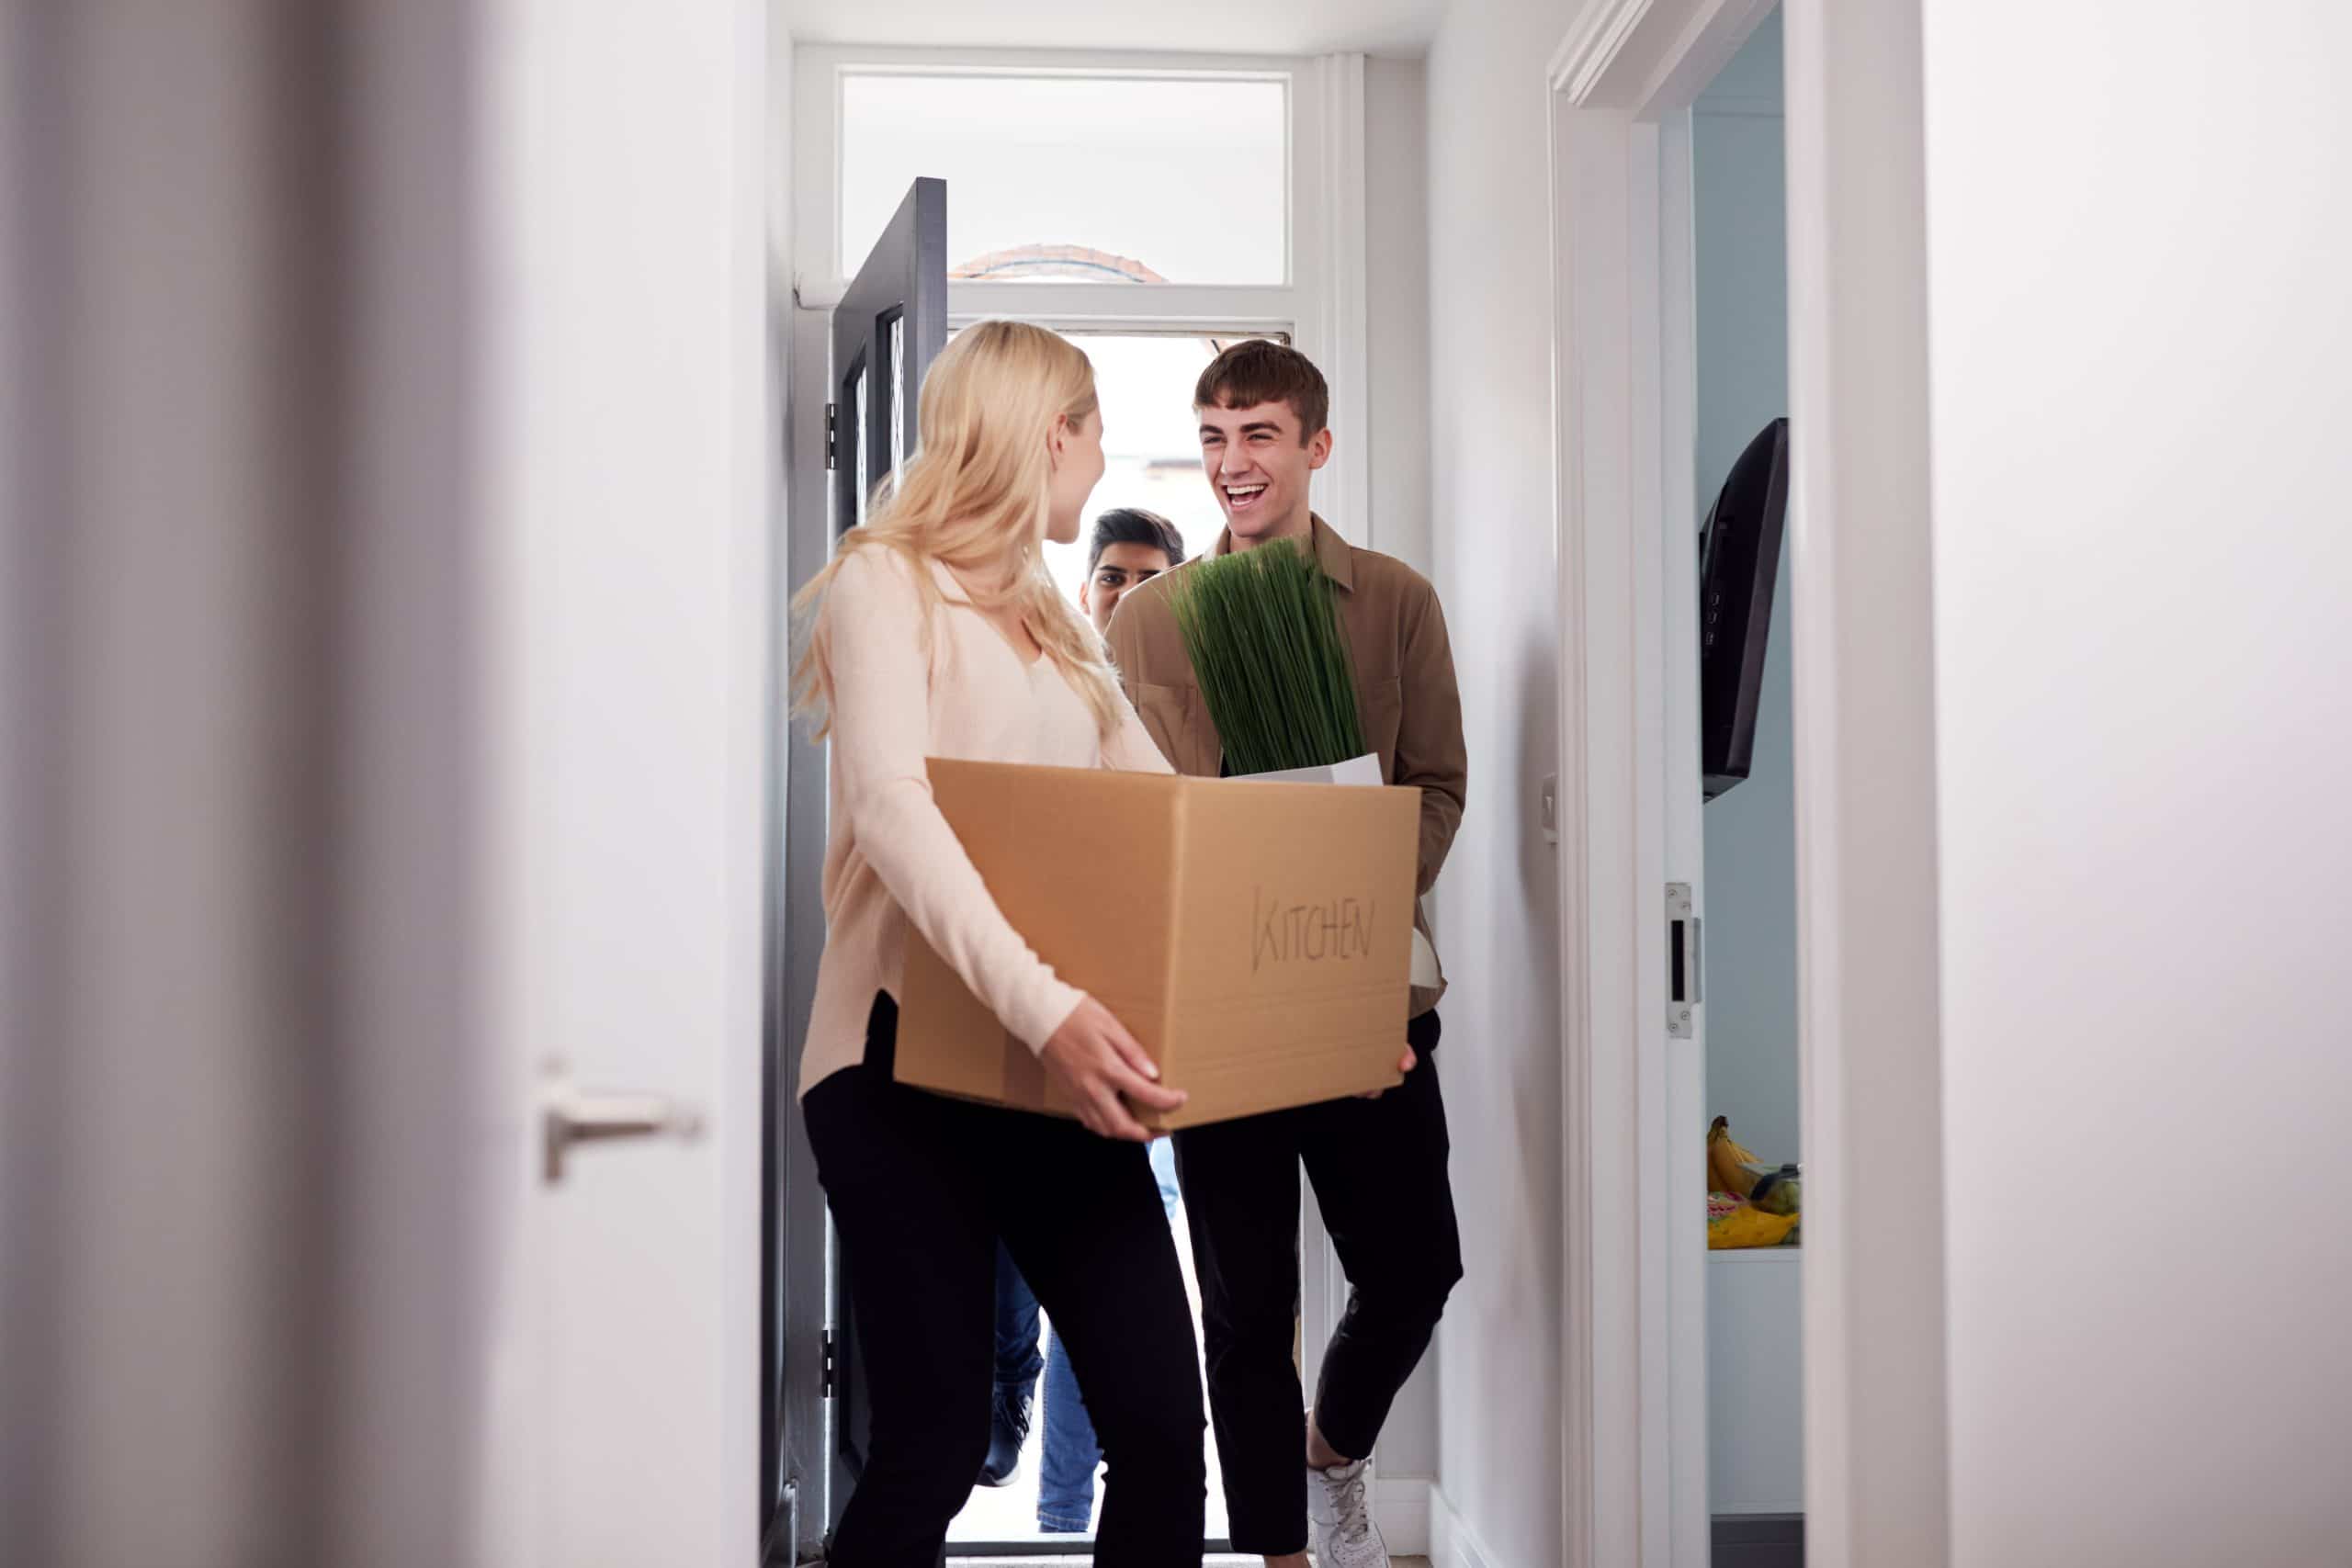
top-left (1700, 416), bottom-right (1790, 801)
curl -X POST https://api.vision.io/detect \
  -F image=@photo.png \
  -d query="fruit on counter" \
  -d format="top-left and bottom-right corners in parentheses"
top-left (1748, 1164), bottom-right (1803, 1216)
top-left (1706, 1115), bottom-right (1770, 1199)
top-left (1707, 1201), bottom-right (1801, 1249)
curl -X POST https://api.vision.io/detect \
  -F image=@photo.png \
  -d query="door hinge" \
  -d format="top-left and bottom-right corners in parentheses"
top-left (1668, 881), bottom-right (1701, 1039)
top-left (761, 1479), bottom-right (800, 1567)
top-left (770, 1479), bottom-right (801, 1567)
top-left (820, 1327), bottom-right (837, 1398)
top-left (824, 403), bottom-right (839, 470)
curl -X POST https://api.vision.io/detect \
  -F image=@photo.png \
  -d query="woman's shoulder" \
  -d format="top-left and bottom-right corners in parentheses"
top-left (825, 540), bottom-right (935, 617)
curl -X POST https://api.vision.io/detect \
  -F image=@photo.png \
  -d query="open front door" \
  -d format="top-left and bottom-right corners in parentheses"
top-left (769, 175), bottom-right (948, 1555)
top-left (832, 178), bottom-right (949, 533)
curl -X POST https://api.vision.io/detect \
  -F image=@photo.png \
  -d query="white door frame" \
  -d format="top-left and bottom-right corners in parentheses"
top-left (1544, 3), bottom-right (1951, 1566)
top-left (1779, 4), bottom-right (1950, 1563)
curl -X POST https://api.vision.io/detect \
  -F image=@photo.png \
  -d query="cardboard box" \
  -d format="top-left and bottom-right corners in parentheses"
top-left (896, 758), bottom-right (1421, 1129)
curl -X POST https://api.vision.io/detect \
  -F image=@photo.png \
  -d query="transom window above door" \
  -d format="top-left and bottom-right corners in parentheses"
top-left (795, 45), bottom-right (1373, 557)
top-left (838, 72), bottom-right (1290, 288)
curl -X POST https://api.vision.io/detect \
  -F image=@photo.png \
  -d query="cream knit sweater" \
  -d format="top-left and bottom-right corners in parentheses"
top-left (798, 546), bottom-right (1171, 1098)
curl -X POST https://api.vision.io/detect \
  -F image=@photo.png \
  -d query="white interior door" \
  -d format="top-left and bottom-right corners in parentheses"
top-left (1657, 110), bottom-right (1714, 1568)
top-left (475, 2), bottom-right (768, 1564)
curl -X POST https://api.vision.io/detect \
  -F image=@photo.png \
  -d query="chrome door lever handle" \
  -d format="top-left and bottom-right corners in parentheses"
top-left (542, 1086), bottom-right (704, 1185)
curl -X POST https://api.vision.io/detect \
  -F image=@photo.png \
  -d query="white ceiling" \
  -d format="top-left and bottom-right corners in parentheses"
top-left (778, 0), bottom-right (1446, 57)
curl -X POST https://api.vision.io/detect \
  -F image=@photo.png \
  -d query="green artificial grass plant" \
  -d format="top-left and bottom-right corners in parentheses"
top-left (1167, 539), bottom-right (1366, 776)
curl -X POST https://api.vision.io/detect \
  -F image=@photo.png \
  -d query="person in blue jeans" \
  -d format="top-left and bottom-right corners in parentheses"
top-left (977, 508), bottom-right (1193, 1523)
top-left (983, 1138), bottom-right (1184, 1532)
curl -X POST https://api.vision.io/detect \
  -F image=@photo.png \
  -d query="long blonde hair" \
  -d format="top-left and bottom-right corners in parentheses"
top-left (792, 320), bottom-right (1121, 739)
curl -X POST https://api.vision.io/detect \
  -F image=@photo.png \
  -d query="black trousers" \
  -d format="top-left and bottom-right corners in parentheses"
top-left (803, 996), bottom-right (1206, 1567)
top-left (1171, 1008), bottom-right (1462, 1556)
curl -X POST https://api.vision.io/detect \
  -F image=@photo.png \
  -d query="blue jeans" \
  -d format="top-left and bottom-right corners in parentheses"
top-left (1035, 1137), bottom-right (1182, 1531)
top-left (993, 1240), bottom-right (1045, 1397)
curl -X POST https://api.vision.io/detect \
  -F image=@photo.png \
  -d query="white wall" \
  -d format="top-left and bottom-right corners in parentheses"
top-left (1692, 9), bottom-right (1800, 1173)
top-left (1361, 52), bottom-right (1444, 1483)
top-left (1, 4), bottom-right (499, 1563)
top-left (2, 6), bottom-right (367, 1559)
top-left (1424, 2), bottom-right (1570, 1562)
top-left (1921, 4), bottom-right (2352, 1562)
top-left (779, 0), bottom-right (1444, 55)
top-left (1364, 56), bottom-right (1435, 579)
top-left (1706, 1254), bottom-right (1803, 1516)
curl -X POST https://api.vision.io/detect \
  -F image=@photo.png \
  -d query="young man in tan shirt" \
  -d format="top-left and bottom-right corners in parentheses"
top-left (1104, 342), bottom-right (1467, 1568)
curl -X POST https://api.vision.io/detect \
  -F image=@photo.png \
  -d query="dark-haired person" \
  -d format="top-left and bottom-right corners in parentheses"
top-left (1103, 341), bottom-right (1467, 1568)
top-left (1080, 506), bottom-right (1188, 637)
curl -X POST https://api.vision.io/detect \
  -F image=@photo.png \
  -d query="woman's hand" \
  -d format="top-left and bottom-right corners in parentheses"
top-left (1358, 1045), bottom-right (1419, 1100)
top-left (1040, 998), bottom-right (1187, 1141)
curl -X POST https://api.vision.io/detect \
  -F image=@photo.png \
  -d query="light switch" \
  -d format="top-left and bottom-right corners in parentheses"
top-left (1540, 773), bottom-right (1559, 843)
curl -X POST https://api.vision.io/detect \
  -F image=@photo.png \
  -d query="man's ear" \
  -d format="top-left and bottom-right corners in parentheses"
top-left (1306, 427), bottom-right (1335, 471)
top-left (1078, 574), bottom-right (1093, 614)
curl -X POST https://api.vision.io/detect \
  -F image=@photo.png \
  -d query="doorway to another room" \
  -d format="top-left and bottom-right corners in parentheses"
top-left (1544, 0), bottom-right (1809, 1562)
top-left (773, 46), bottom-right (1385, 1561)
top-left (1688, 11), bottom-right (1804, 1565)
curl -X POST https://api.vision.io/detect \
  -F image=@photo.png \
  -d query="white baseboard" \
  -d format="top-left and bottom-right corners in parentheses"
top-left (1429, 1483), bottom-right (1500, 1568)
top-left (1372, 1475), bottom-right (1431, 1556)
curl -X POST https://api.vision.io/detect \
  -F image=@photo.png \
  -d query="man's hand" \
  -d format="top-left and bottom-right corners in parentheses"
top-left (1040, 998), bottom-right (1187, 1141)
top-left (1357, 1044), bottom-right (1419, 1100)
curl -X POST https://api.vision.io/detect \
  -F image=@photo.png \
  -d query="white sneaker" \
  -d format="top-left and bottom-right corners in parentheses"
top-left (1306, 1458), bottom-right (1389, 1568)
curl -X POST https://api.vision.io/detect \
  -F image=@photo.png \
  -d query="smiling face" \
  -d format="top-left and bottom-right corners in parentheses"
top-left (1079, 539), bottom-right (1175, 637)
top-left (1196, 398), bottom-right (1331, 547)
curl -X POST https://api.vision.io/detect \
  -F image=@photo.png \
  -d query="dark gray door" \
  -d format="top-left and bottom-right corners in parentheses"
top-left (764, 176), bottom-right (946, 1558)
top-left (764, 279), bottom-right (826, 1561)
top-left (832, 177), bottom-right (948, 534)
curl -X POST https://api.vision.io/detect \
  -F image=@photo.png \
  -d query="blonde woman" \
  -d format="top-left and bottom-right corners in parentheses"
top-left (793, 321), bottom-right (1205, 1565)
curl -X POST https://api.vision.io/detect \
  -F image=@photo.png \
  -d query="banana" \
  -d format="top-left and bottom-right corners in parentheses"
top-left (1706, 1116), bottom-right (1770, 1199)
top-left (1707, 1202), bottom-right (1801, 1249)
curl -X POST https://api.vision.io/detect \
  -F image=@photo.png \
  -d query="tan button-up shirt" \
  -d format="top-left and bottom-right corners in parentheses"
top-left (1103, 514), bottom-right (1468, 1018)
